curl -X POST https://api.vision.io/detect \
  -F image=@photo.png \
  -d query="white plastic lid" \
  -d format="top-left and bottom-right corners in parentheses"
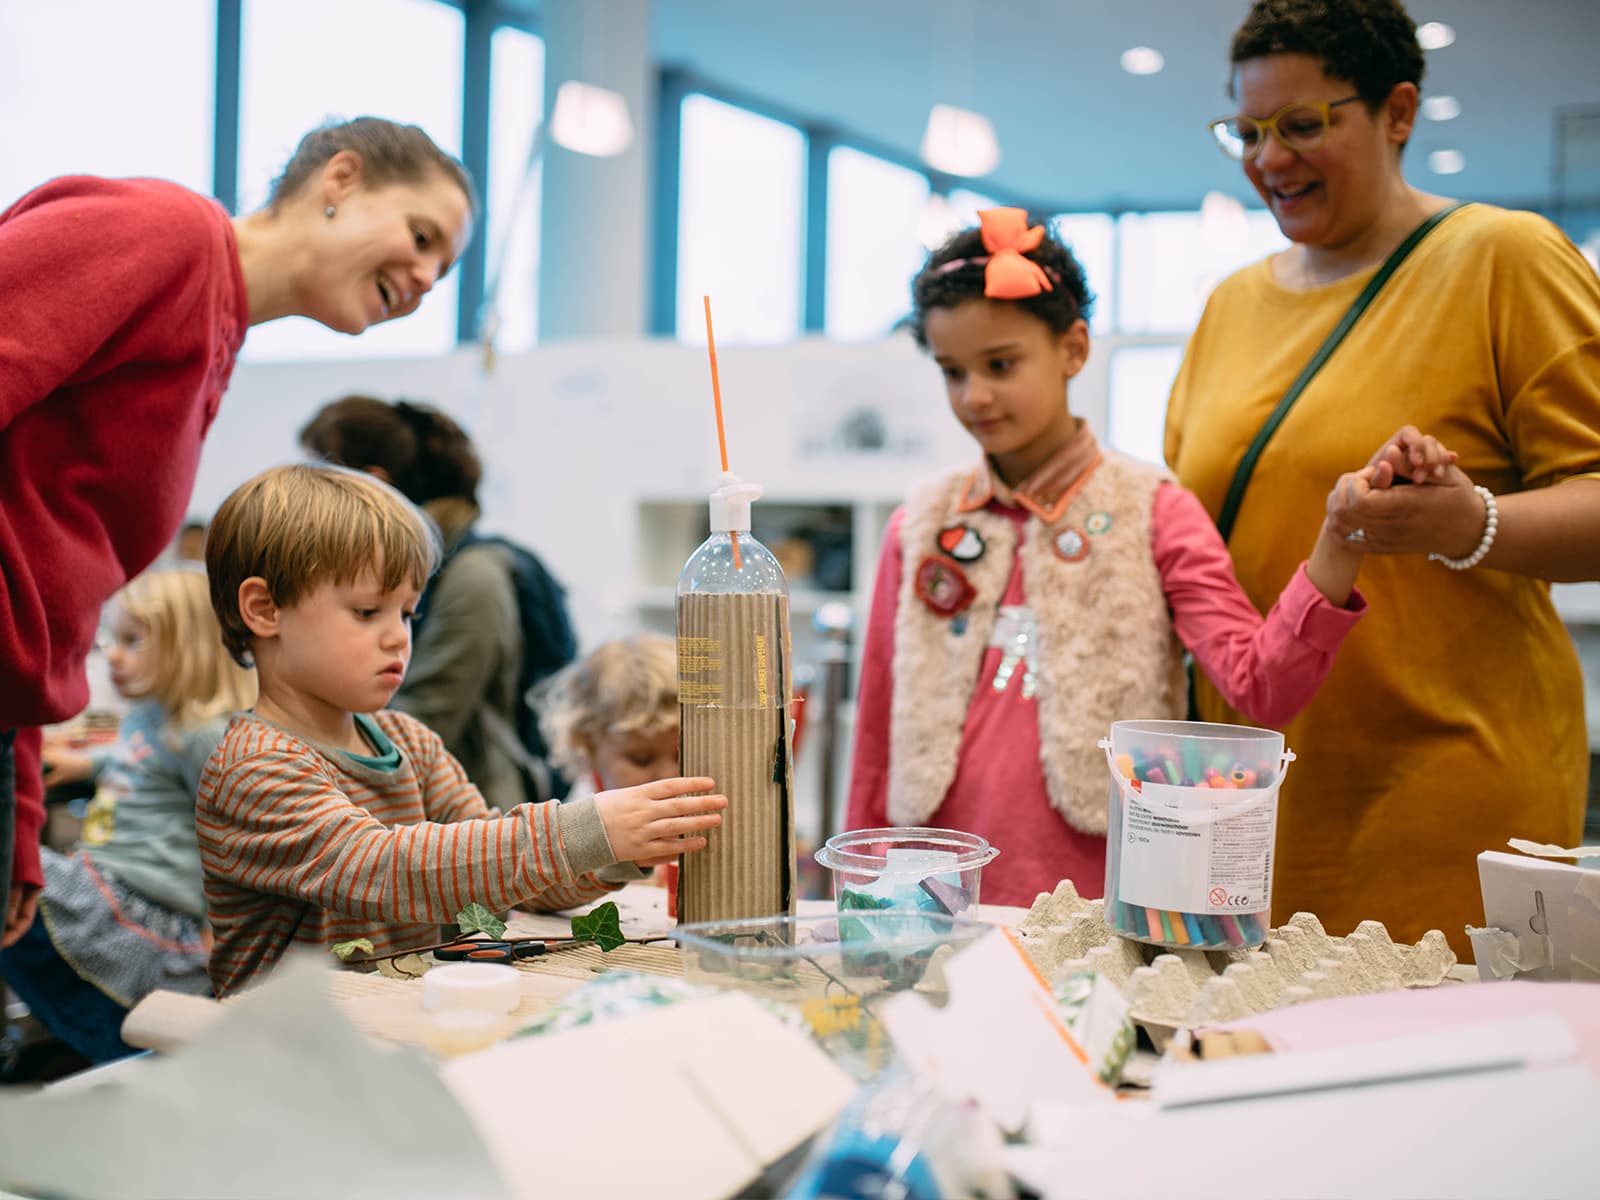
top-left (708, 471), bottom-right (763, 533)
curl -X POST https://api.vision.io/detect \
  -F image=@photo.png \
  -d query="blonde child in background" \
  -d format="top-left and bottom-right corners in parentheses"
top-left (846, 208), bottom-right (1459, 907)
top-left (0, 570), bottom-right (255, 1063)
top-left (197, 465), bottom-right (725, 996)
top-left (538, 635), bottom-right (683, 910)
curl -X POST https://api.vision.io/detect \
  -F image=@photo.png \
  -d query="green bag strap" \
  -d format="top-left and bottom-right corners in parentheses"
top-left (1213, 200), bottom-right (1469, 543)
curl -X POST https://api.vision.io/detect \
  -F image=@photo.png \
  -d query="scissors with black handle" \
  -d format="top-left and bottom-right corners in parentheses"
top-left (432, 938), bottom-right (584, 963)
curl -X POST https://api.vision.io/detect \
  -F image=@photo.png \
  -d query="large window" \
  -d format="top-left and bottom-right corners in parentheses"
top-left (0, 0), bottom-right (214, 207)
top-left (675, 95), bottom-right (805, 345)
top-left (1052, 214), bottom-right (1116, 335)
top-left (1116, 208), bottom-right (1287, 333)
top-left (824, 147), bottom-right (930, 342)
top-left (237, 0), bottom-right (464, 362)
top-left (1108, 345), bottom-right (1186, 466)
top-left (484, 25), bottom-right (546, 355)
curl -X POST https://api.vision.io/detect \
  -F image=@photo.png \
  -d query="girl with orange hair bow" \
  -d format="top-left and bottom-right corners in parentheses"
top-left (843, 208), bottom-right (1453, 907)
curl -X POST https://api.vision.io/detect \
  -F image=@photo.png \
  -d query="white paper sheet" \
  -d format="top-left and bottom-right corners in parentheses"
top-left (879, 929), bottom-right (1110, 1133)
top-left (438, 990), bottom-right (857, 1200)
top-left (0, 951), bottom-right (507, 1200)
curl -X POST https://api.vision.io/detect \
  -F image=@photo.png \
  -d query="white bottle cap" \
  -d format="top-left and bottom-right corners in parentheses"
top-left (422, 962), bottom-right (521, 1015)
top-left (708, 471), bottom-right (763, 534)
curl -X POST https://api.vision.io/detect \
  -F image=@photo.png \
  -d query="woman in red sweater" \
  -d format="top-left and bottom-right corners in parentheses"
top-left (0, 116), bottom-right (477, 948)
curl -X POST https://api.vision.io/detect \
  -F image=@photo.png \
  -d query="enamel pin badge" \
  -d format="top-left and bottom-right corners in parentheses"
top-left (914, 554), bottom-right (977, 617)
top-left (1052, 526), bottom-right (1090, 563)
top-left (936, 524), bottom-right (985, 562)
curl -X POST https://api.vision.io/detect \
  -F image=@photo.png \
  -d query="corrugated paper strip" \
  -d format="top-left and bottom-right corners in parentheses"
top-left (677, 590), bottom-right (796, 924)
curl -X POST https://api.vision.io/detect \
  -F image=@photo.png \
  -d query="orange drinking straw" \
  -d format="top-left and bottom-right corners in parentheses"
top-left (702, 295), bottom-right (741, 570)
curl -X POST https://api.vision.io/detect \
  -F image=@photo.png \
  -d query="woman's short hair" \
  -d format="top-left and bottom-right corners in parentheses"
top-left (1229, 0), bottom-right (1425, 106)
top-left (205, 463), bottom-right (441, 665)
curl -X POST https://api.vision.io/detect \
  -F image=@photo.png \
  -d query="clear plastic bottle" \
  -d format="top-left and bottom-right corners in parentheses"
top-left (676, 473), bottom-right (796, 923)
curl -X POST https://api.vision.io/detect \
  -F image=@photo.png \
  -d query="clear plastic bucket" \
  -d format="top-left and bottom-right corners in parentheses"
top-left (814, 827), bottom-right (998, 917)
top-left (1100, 720), bottom-right (1293, 950)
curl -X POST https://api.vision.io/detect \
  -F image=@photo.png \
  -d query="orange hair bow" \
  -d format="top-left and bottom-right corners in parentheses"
top-left (978, 207), bottom-right (1053, 299)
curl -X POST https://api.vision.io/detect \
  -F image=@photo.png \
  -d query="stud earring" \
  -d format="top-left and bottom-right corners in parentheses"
top-left (324, 205), bottom-right (336, 219)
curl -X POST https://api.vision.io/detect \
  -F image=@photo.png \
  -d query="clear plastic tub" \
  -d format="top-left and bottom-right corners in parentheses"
top-left (674, 911), bottom-right (990, 1078)
top-left (1100, 720), bottom-right (1292, 951)
top-left (813, 827), bottom-right (998, 917)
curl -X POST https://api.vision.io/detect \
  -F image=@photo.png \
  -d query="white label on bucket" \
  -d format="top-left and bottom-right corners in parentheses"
top-left (1117, 782), bottom-right (1278, 914)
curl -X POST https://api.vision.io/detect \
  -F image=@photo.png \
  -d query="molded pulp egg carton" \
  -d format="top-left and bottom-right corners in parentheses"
top-left (1016, 880), bottom-right (1456, 1038)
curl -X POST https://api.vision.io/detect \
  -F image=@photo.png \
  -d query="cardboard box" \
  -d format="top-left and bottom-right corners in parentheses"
top-left (1475, 849), bottom-right (1600, 982)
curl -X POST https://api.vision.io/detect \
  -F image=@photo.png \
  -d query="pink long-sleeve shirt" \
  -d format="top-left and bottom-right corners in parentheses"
top-left (845, 450), bottom-right (1365, 908)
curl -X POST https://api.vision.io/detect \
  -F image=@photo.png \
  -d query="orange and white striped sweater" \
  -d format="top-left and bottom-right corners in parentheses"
top-left (198, 709), bottom-right (621, 996)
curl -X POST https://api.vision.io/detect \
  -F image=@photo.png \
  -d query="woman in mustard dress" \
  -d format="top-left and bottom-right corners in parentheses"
top-left (1166, 0), bottom-right (1600, 955)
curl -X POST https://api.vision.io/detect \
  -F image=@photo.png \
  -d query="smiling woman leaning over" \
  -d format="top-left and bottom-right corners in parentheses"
top-left (0, 116), bottom-right (478, 953)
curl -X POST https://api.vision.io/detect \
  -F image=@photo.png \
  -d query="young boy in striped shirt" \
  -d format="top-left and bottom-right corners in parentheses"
top-left (198, 463), bottom-right (725, 996)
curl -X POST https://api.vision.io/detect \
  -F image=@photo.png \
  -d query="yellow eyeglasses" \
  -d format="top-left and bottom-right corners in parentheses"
top-left (1209, 96), bottom-right (1363, 161)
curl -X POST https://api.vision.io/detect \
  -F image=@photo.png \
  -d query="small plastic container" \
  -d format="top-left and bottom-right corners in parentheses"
top-left (814, 827), bottom-right (998, 917)
top-left (674, 911), bottom-right (990, 1079)
top-left (1101, 720), bottom-right (1292, 951)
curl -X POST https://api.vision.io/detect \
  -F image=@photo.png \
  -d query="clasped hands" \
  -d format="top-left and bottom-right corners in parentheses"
top-left (1326, 425), bottom-right (1486, 559)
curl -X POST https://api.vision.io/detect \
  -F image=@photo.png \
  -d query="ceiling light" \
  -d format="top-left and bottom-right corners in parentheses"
top-left (1421, 95), bottom-right (1461, 121)
top-left (1121, 46), bottom-right (1164, 75)
top-left (1428, 149), bottom-right (1465, 175)
top-left (921, 104), bottom-right (1001, 177)
top-left (1416, 22), bottom-right (1455, 50)
top-left (549, 80), bottom-right (634, 157)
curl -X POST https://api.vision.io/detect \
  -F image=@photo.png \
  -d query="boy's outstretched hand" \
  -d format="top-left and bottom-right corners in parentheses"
top-left (595, 776), bottom-right (727, 868)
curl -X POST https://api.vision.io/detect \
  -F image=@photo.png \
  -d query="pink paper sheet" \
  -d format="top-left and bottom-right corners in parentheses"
top-left (1217, 981), bottom-right (1600, 1075)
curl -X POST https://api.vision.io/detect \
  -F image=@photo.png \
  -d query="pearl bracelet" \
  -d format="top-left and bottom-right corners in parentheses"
top-left (1428, 485), bottom-right (1498, 570)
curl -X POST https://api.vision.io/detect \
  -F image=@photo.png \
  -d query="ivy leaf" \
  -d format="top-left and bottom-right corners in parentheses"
top-left (456, 903), bottom-right (507, 940)
top-left (332, 938), bottom-right (374, 962)
top-left (570, 901), bottom-right (625, 952)
top-left (377, 952), bottom-right (431, 980)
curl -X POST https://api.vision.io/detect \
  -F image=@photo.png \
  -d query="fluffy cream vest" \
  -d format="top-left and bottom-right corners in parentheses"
top-left (888, 452), bottom-right (1185, 833)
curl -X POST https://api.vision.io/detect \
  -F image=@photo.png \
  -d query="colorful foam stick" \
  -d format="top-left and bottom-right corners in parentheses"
top-left (1117, 901), bottom-right (1139, 932)
top-left (1229, 767), bottom-right (1257, 788)
top-left (1167, 911), bottom-right (1190, 945)
top-left (1115, 752), bottom-right (1136, 780)
top-left (1182, 912), bottom-right (1205, 943)
top-left (1180, 742), bottom-right (1201, 786)
top-left (1220, 915), bottom-right (1247, 946)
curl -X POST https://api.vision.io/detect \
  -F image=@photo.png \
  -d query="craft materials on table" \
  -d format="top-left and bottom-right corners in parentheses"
top-left (814, 826), bottom-right (998, 917)
top-left (1101, 719), bottom-right (1290, 952)
top-left (1016, 878), bottom-right (1458, 1048)
top-left (673, 910), bottom-right (991, 1080)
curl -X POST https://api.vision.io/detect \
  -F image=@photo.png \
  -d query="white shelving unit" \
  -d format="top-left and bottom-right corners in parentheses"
top-left (635, 496), bottom-right (898, 660)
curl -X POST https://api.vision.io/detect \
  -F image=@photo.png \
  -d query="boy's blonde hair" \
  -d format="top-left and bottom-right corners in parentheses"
top-left (206, 463), bottom-right (441, 665)
top-left (538, 634), bottom-right (678, 778)
top-left (117, 568), bottom-right (257, 734)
